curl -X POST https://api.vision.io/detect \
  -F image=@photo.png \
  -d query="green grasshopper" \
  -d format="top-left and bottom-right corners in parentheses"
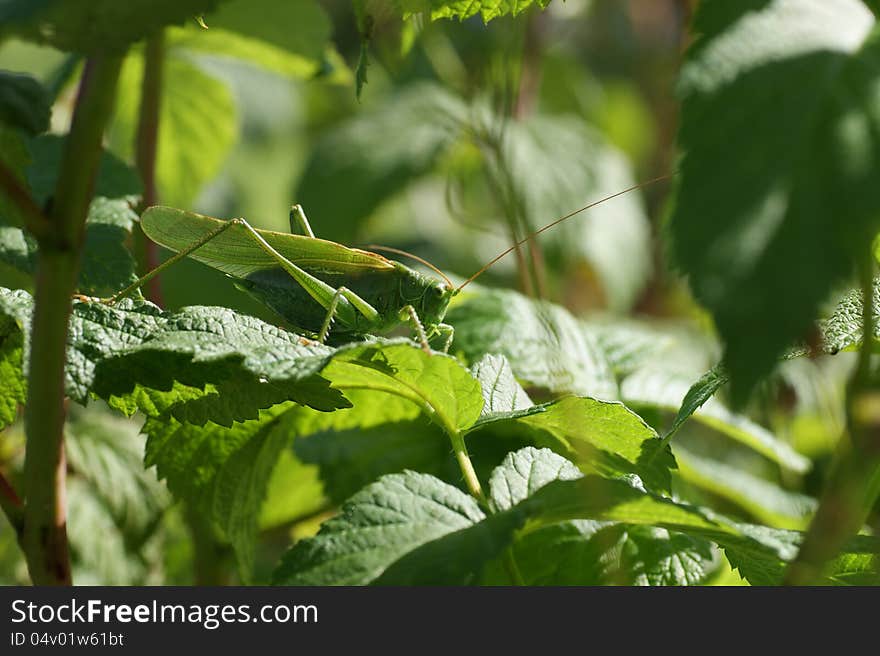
top-left (105, 178), bottom-right (666, 350)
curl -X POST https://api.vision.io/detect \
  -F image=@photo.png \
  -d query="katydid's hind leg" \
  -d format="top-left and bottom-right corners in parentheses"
top-left (101, 216), bottom-right (241, 305)
top-left (234, 219), bottom-right (381, 332)
top-left (402, 305), bottom-right (430, 352)
top-left (289, 204), bottom-right (315, 237)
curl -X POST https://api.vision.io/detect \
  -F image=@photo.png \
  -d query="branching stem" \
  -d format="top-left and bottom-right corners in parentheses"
top-left (21, 54), bottom-right (124, 586)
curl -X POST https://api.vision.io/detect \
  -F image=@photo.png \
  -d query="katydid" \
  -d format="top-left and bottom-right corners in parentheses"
top-left (104, 176), bottom-right (668, 350)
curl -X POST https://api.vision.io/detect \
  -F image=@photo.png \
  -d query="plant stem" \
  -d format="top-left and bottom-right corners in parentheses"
top-left (450, 431), bottom-right (484, 503)
top-left (0, 160), bottom-right (54, 244)
top-left (22, 54), bottom-right (123, 586)
top-left (0, 468), bottom-right (23, 532)
top-left (784, 253), bottom-right (880, 585)
top-left (134, 31), bottom-right (165, 305)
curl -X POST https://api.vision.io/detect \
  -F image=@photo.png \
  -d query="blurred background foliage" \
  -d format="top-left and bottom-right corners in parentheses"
top-left (0, 0), bottom-right (863, 585)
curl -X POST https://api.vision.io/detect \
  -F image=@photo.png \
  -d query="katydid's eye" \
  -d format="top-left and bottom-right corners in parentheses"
top-left (434, 284), bottom-right (446, 296)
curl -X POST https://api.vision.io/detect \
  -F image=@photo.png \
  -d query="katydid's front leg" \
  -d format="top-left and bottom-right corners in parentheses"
top-left (435, 323), bottom-right (454, 353)
top-left (402, 305), bottom-right (431, 352)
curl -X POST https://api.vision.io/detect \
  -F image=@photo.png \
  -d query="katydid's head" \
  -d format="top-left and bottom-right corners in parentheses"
top-left (367, 245), bottom-right (458, 325)
top-left (403, 270), bottom-right (457, 326)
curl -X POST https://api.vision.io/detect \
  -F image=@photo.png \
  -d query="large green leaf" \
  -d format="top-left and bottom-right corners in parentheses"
top-left (397, 0), bottom-right (551, 22)
top-left (471, 396), bottom-right (675, 493)
top-left (64, 404), bottom-right (170, 585)
top-left (3, 0), bottom-right (223, 54)
top-left (675, 446), bottom-right (816, 530)
top-left (449, 287), bottom-right (618, 400)
top-left (0, 134), bottom-right (142, 289)
top-left (144, 386), bottom-right (458, 574)
top-left (0, 125), bottom-right (31, 230)
top-left (621, 367), bottom-right (810, 473)
top-left (272, 470), bottom-right (487, 585)
top-left (0, 71), bottom-right (50, 135)
top-left (497, 116), bottom-right (652, 311)
top-left (144, 404), bottom-right (294, 579)
top-left (322, 341), bottom-right (484, 435)
top-left (65, 405), bottom-right (170, 548)
top-left (274, 446), bottom-right (878, 585)
top-left (109, 52), bottom-right (237, 208)
top-left (489, 520), bottom-right (717, 586)
top-left (294, 83), bottom-right (468, 243)
top-left (92, 305), bottom-right (346, 422)
top-left (0, 289), bottom-right (347, 416)
top-left (669, 0), bottom-right (880, 404)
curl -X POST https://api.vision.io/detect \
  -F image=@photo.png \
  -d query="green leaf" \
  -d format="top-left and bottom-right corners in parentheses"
top-left (294, 83), bottom-right (468, 242)
top-left (488, 446), bottom-right (583, 512)
top-left (0, 125), bottom-right (31, 229)
top-left (525, 475), bottom-right (880, 585)
top-left (109, 52), bottom-right (237, 208)
top-left (65, 404), bottom-right (170, 546)
top-left (498, 116), bottom-right (652, 311)
top-left (621, 367), bottom-right (811, 473)
top-left (203, 0), bottom-right (330, 63)
top-left (0, 289), bottom-right (347, 417)
top-left (674, 446), bottom-right (816, 530)
top-left (449, 287), bottom-right (618, 400)
top-left (290, 389), bottom-right (452, 504)
top-left (820, 278), bottom-right (880, 353)
top-left (0, 310), bottom-right (25, 430)
top-left (64, 404), bottom-right (170, 585)
top-left (669, 0), bottom-right (880, 404)
top-left (25, 134), bottom-right (143, 205)
top-left (722, 525), bottom-right (880, 586)
top-left (419, 0), bottom-right (552, 22)
top-left (483, 448), bottom-right (717, 585)
top-left (0, 196), bottom-right (138, 296)
top-left (272, 470), bottom-right (487, 585)
top-left (0, 71), bottom-right (50, 135)
top-left (0, 134), bottom-right (141, 294)
top-left (0, 0), bottom-right (53, 23)
top-left (471, 396), bottom-right (674, 493)
top-left (144, 404), bottom-right (294, 579)
top-left (92, 305), bottom-right (347, 423)
top-left (469, 353), bottom-right (533, 418)
top-left (663, 365), bottom-right (728, 438)
top-left (3, 0), bottom-right (223, 54)
top-left (492, 521), bottom-right (717, 586)
top-left (323, 341), bottom-right (484, 435)
top-left (169, 0), bottom-right (335, 79)
top-left (78, 197), bottom-right (139, 297)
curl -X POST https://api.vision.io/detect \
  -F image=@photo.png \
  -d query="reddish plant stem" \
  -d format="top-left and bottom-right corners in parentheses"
top-left (0, 161), bottom-right (55, 244)
top-left (0, 468), bottom-right (23, 532)
top-left (134, 32), bottom-right (165, 305)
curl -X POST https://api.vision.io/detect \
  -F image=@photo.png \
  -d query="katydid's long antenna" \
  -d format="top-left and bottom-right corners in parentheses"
top-left (366, 245), bottom-right (455, 288)
top-left (457, 174), bottom-right (672, 291)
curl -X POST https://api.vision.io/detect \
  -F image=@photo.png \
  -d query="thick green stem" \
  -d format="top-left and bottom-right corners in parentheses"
top-left (784, 254), bottom-right (880, 585)
top-left (134, 32), bottom-right (165, 305)
top-left (22, 55), bottom-right (123, 586)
